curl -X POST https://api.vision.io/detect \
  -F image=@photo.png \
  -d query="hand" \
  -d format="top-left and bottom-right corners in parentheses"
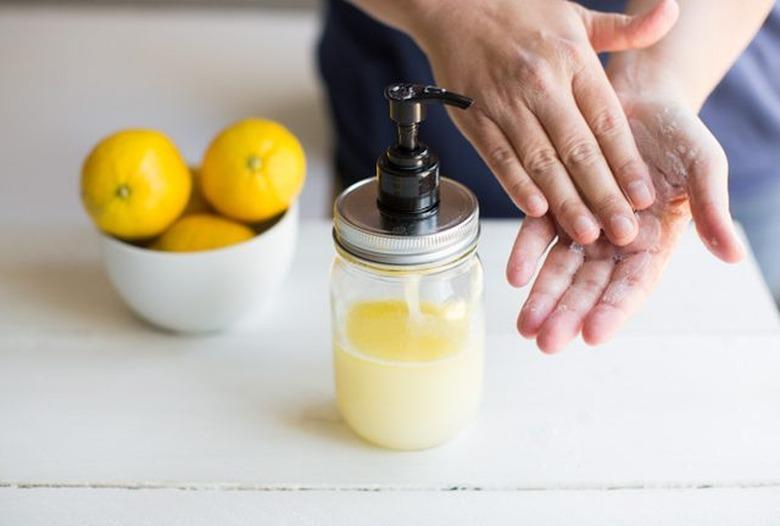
top-left (506, 89), bottom-right (746, 353)
top-left (409, 0), bottom-right (679, 246)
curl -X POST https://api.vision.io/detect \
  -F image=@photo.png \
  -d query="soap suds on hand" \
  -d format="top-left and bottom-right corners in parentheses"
top-left (601, 251), bottom-right (652, 306)
top-left (629, 109), bottom-right (698, 207)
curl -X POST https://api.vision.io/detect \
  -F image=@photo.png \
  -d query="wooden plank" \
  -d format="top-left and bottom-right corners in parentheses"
top-left (0, 222), bottom-right (777, 340)
top-left (2, 487), bottom-right (780, 526)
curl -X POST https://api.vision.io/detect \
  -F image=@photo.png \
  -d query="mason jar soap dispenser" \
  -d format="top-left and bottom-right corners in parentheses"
top-left (330, 84), bottom-right (484, 450)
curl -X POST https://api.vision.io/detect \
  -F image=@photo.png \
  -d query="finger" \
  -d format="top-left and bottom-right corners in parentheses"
top-left (576, 0), bottom-right (680, 53)
top-left (457, 109), bottom-right (548, 216)
top-left (582, 250), bottom-right (659, 345)
top-left (536, 257), bottom-right (614, 353)
top-left (517, 242), bottom-right (584, 339)
top-left (506, 215), bottom-right (557, 288)
top-left (572, 61), bottom-right (656, 211)
top-left (686, 136), bottom-right (746, 263)
top-left (530, 91), bottom-right (639, 246)
top-left (498, 106), bottom-right (601, 245)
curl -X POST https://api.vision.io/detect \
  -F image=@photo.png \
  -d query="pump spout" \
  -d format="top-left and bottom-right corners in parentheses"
top-left (377, 84), bottom-right (473, 217)
top-left (386, 84), bottom-right (473, 120)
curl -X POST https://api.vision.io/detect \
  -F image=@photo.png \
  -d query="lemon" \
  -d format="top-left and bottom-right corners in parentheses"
top-left (152, 213), bottom-right (254, 252)
top-left (182, 167), bottom-right (213, 216)
top-left (201, 118), bottom-right (305, 222)
top-left (81, 129), bottom-right (191, 240)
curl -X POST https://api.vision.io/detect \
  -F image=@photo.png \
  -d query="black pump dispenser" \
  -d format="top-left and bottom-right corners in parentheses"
top-left (377, 84), bottom-right (473, 217)
top-left (333, 83), bottom-right (480, 266)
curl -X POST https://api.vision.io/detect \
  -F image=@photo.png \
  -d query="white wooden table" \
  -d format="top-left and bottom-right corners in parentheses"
top-left (1, 221), bottom-right (779, 525)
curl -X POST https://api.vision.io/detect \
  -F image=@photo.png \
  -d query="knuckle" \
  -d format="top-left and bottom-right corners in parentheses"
top-left (600, 292), bottom-right (626, 308)
top-left (594, 193), bottom-right (627, 216)
top-left (487, 145), bottom-right (516, 170)
top-left (508, 178), bottom-right (531, 198)
top-left (524, 147), bottom-right (560, 179)
top-left (577, 276), bottom-right (604, 295)
top-left (589, 109), bottom-right (625, 138)
top-left (515, 52), bottom-right (552, 92)
top-left (549, 260), bottom-right (570, 276)
top-left (469, 105), bottom-right (493, 126)
top-left (563, 140), bottom-right (602, 167)
top-left (465, 105), bottom-right (499, 134)
top-left (614, 158), bottom-right (643, 182)
top-left (556, 197), bottom-right (584, 220)
top-left (556, 37), bottom-right (585, 66)
top-left (549, 255), bottom-right (577, 276)
top-left (621, 272), bottom-right (645, 293)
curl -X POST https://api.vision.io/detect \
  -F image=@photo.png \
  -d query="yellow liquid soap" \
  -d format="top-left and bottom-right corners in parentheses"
top-left (334, 299), bottom-right (483, 450)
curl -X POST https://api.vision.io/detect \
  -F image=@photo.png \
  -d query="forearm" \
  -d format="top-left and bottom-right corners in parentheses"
top-left (609, 0), bottom-right (774, 110)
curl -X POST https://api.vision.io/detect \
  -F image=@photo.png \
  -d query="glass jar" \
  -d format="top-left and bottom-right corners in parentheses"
top-left (331, 178), bottom-right (484, 450)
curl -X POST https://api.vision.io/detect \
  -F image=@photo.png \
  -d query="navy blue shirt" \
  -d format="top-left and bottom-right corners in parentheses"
top-left (318, 0), bottom-right (780, 217)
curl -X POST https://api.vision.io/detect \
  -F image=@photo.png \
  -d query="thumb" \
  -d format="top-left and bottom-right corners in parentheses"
top-left (577, 0), bottom-right (680, 53)
top-left (687, 139), bottom-right (746, 264)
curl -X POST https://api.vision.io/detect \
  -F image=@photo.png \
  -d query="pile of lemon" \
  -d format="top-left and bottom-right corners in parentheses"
top-left (80, 119), bottom-right (305, 252)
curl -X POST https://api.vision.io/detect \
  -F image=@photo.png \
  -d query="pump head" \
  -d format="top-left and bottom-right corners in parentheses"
top-left (334, 83), bottom-right (480, 266)
top-left (377, 84), bottom-right (473, 217)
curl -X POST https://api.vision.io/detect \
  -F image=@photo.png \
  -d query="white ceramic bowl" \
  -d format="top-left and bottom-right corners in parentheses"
top-left (99, 203), bottom-right (298, 333)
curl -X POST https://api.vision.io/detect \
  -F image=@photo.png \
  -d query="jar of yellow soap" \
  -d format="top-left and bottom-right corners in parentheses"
top-left (331, 84), bottom-right (483, 450)
top-left (331, 174), bottom-right (483, 450)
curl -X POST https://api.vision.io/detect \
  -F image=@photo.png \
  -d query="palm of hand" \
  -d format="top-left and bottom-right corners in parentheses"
top-left (510, 98), bottom-right (744, 352)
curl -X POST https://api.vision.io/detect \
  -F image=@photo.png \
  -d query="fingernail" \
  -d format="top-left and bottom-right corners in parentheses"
top-left (527, 194), bottom-right (546, 215)
top-left (610, 214), bottom-right (636, 240)
top-left (573, 215), bottom-right (598, 239)
top-left (627, 180), bottom-right (653, 207)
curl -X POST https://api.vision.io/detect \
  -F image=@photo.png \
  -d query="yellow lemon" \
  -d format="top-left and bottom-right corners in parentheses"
top-left (182, 167), bottom-right (213, 216)
top-left (152, 213), bottom-right (254, 252)
top-left (201, 118), bottom-right (305, 222)
top-left (81, 129), bottom-right (191, 240)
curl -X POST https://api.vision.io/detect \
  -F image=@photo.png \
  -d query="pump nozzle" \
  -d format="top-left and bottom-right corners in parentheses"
top-left (378, 84), bottom-right (473, 217)
top-left (385, 84), bottom-right (473, 151)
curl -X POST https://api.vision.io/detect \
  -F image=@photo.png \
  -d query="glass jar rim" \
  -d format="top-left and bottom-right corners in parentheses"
top-left (334, 241), bottom-right (479, 276)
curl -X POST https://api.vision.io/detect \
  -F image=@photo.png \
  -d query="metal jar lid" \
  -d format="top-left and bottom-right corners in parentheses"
top-left (333, 177), bottom-right (480, 267)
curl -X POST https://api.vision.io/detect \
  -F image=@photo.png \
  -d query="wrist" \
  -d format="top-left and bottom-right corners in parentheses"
top-left (607, 51), bottom-right (707, 112)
